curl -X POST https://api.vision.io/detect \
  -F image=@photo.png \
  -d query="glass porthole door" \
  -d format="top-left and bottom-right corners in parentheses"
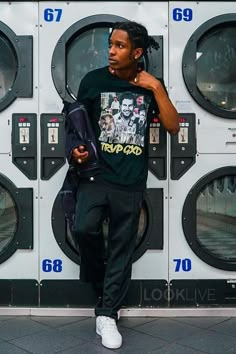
top-left (0, 174), bottom-right (33, 263)
top-left (183, 167), bottom-right (236, 270)
top-left (183, 14), bottom-right (236, 118)
top-left (0, 21), bottom-right (33, 112)
top-left (0, 184), bottom-right (17, 254)
top-left (51, 14), bottom-right (163, 102)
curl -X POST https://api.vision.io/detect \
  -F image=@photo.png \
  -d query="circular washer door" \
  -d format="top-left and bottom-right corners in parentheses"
top-left (0, 21), bottom-right (33, 112)
top-left (0, 183), bottom-right (18, 257)
top-left (0, 174), bottom-right (33, 263)
top-left (182, 14), bottom-right (236, 118)
top-left (51, 14), bottom-right (162, 102)
top-left (52, 196), bottom-right (149, 265)
top-left (183, 166), bottom-right (236, 270)
top-left (0, 32), bottom-right (17, 103)
top-left (52, 188), bottom-right (163, 265)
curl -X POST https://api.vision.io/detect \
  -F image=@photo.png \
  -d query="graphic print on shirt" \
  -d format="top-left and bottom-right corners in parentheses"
top-left (98, 92), bottom-right (150, 150)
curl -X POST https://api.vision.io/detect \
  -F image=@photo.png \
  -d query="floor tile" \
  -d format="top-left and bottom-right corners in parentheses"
top-left (119, 317), bottom-right (159, 329)
top-left (173, 317), bottom-right (230, 329)
top-left (133, 318), bottom-right (203, 341)
top-left (0, 341), bottom-right (30, 354)
top-left (30, 316), bottom-right (88, 328)
top-left (10, 328), bottom-right (86, 354)
top-left (58, 342), bottom-right (116, 353)
top-left (0, 316), bottom-right (18, 322)
top-left (148, 342), bottom-right (208, 353)
top-left (94, 326), bottom-right (167, 353)
top-left (177, 330), bottom-right (236, 354)
top-left (57, 317), bottom-right (97, 341)
top-left (0, 315), bottom-right (236, 354)
top-left (0, 317), bottom-right (48, 340)
top-left (210, 318), bottom-right (236, 337)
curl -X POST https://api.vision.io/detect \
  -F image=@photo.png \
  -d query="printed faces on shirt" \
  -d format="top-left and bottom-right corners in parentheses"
top-left (98, 92), bottom-right (150, 148)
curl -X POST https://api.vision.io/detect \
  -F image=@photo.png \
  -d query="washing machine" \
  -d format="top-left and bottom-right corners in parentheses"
top-left (38, 1), bottom-right (170, 308)
top-left (0, 1), bottom-right (39, 306)
top-left (168, 1), bottom-right (236, 306)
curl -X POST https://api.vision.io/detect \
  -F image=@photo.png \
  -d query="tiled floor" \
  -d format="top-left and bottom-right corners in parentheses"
top-left (1, 314), bottom-right (236, 353)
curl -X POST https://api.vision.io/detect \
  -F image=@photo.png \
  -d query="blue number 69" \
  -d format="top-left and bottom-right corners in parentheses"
top-left (173, 8), bottom-right (193, 22)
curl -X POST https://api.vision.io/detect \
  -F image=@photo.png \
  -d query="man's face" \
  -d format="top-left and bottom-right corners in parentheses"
top-left (121, 98), bottom-right (134, 118)
top-left (133, 107), bottom-right (139, 118)
top-left (105, 115), bottom-right (111, 123)
top-left (109, 29), bottom-right (142, 70)
top-left (129, 115), bottom-right (136, 126)
top-left (136, 96), bottom-right (144, 106)
top-left (139, 110), bottom-right (146, 125)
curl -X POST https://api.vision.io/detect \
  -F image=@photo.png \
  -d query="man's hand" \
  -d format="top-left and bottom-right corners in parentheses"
top-left (130, 70), bottom-right (160, 91)
top-left (72, 145), bottom-right (89, 164)
top-left (130, 70), bottom-right (180, 135)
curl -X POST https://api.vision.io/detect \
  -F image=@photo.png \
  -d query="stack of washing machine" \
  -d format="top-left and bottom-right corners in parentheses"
top-left (38, 1), bottom-right (169, 308)
top-left (0, 0), bottom-right (169, 309)
top-left (169, 1), bottom-right (236, 306)
top-left (0, 1), bottom-right (38, 306)
top-left (1, 0), bottom-right (236, 310)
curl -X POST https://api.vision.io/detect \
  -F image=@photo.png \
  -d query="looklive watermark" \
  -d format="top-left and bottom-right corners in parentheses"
top-left (143, 287), bottom-right (217, 303)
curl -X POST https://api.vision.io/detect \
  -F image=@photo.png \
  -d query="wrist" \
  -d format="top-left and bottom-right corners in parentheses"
top-left (152, 79), bottom-right (162, 92)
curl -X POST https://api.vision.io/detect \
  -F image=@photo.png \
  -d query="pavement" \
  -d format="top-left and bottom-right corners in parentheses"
top-left (1, 313), bottom-right (236, 353)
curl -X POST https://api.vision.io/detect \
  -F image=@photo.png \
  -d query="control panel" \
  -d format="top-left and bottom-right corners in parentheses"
top-left (148, 116), bottom-right (167, 180)
top-left (12, 114), bottom-right (37, 179)
top-left (170, 113), bottom-right (196, 180)
top-left (40, 114), bottom-right (65, 180)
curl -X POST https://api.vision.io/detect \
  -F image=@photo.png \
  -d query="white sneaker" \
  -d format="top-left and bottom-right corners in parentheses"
top-left (96, 316), bottom-right (122, 349)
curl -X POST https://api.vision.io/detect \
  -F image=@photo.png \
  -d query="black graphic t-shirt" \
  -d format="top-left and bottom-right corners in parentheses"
top-left (78, 66), bottom-right (161, 191)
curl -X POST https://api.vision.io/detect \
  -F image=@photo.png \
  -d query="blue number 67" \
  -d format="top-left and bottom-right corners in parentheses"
top-left (44, 8), bottom-right (62, 22)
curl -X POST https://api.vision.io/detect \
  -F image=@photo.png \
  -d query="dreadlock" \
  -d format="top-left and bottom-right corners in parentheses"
top-left (110, 21), bottom-right (160, 56)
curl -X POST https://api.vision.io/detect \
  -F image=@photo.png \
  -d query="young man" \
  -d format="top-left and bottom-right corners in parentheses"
top-left (73, 21), bottom-right (179, 349)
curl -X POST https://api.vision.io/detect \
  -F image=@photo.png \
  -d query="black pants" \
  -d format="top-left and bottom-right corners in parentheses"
top-left (74, 181), bottom-right (143, 320)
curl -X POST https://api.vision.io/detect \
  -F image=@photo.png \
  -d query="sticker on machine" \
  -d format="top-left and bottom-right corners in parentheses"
top-left (175, 100), bottom-right (193, 113)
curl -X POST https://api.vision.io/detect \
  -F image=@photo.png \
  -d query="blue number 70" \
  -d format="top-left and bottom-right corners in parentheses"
top-left (173, 258), bottom-right (192, 272)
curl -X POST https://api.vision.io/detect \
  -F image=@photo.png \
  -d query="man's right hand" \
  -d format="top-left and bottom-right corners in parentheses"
top-left (72, 145), bottom-right (89, 164)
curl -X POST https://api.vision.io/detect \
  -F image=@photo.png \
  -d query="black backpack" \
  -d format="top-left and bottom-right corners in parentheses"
top-left (63, 100), bottom-right (100, 178)
top-left (59, 100), bottom-right (100, 254)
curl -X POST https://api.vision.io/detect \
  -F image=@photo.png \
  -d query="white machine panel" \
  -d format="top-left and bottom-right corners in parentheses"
top-left (0, 2), bottom-right (39, 307)
top-left (169, 1), bottom-right (236, 153)
top-left (168, 1), bottom-right (236, 306)
top-left (38, 1), bottom-right (169, 307)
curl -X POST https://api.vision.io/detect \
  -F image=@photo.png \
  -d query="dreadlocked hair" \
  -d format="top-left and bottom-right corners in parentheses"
top-left (110, 21), bottom-right (159, 56)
